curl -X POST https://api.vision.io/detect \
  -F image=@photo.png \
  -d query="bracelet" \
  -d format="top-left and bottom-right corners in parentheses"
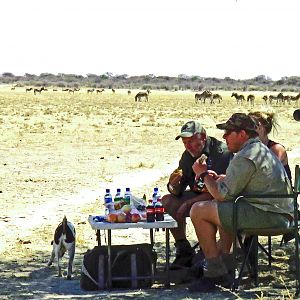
top-left (200, 171), bottom-right (209, 181)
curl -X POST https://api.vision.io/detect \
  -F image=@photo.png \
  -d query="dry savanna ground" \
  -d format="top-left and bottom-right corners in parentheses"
top-left (1, 86), bottom-right (300, 299)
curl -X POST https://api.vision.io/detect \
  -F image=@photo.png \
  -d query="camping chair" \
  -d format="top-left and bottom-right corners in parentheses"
top-left (232, 164), bottom-right (300, 295)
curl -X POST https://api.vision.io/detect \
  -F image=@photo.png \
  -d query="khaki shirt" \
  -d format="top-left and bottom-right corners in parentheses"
top-left (218, 138), bottom-right (293, 216)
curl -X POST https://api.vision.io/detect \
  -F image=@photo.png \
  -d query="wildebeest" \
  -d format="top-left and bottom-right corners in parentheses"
top-left (195, 90), bottom-right (212, 104)
top-left (290, 93), bottom-right (300, 106)
top-left (135, 89), bottom-right (150, 102)
top-left (25, 87), bottom-right (33, 92)
top-left (231, 92), bottom-right (245, 105)
top-left (87, 88), bottom-right (95, 94)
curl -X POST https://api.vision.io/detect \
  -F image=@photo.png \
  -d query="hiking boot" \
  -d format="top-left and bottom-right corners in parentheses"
top-left (170, 239), bottom-right (195, 270)
top-left (189, 249), bottom-right (205, 277)
top-left (188, 273), bottom-right (232, 292)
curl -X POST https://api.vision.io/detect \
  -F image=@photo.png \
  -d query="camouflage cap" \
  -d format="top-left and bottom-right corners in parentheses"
top-left (216, 113), bottom-right (257, 132)
top-left (175, 121), bottom-right (205, 140)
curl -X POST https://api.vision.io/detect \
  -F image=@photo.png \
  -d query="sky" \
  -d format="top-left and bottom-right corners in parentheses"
top-left (1, 0), bottom-right (299, 80)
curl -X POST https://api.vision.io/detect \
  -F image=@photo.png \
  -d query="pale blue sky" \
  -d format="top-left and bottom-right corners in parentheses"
top-left (1, 0), bottom-right (299, 80)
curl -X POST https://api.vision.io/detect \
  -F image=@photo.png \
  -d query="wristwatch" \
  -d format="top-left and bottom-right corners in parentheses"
top-left (200, 171), bottom-right (209, 181)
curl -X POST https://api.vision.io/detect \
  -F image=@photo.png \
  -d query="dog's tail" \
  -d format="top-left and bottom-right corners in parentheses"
top-left (62, 215), bottom-right (67, 235)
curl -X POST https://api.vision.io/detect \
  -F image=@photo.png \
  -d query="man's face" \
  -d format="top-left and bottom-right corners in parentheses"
top-left (182, 133), bottom-right (206, 157)
top-left (223, 129), bottom-right (243, 153)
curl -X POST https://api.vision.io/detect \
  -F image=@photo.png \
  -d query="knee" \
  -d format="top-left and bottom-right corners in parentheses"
top-left (190, 201), bottom-right (210, 220)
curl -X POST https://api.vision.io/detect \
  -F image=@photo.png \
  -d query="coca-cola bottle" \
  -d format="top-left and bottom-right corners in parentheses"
top-left (146, 199), bottom-right (155, 222)
top-left (155, 198), bottom-right (164, 221)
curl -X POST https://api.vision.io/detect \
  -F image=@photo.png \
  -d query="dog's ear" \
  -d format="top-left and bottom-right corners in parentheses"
top-left (51, 240), bottom-right (54, 245)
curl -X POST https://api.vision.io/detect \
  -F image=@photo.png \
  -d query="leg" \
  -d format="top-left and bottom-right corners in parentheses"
top-left (47, 248), bottom-right (55, 266)
top-left (161, 192), bottom-right (195, 269)
top-left (67, 243), bottom-right (75, 280)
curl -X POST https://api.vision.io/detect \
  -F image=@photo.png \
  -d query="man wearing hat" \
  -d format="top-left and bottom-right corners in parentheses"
top-left (189, 113), bottom-right (293, 292)
top-left (161, 121), bottom-right (232, 270)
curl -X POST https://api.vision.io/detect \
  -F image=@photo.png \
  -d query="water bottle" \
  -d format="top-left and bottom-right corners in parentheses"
top-left (155, 198), bottom-right (164, 221)
top-left (104, 188), bottom-right (113, 215)
top-left (114, 188), bottom-right (123, 202)
top-left (146, 199), bottom-right (155, 222)
top-left (152, 187), bottom-right (160, 206)
top-left (124, 187), bottom-right (131, 205)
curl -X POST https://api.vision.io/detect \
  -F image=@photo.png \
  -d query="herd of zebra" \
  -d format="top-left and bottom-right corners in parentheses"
top-left (14, 86), bottom-right (150, 101)
top-left (10, 86), bottom-right (300, 105)
top-left (195, 90), bottom-right (300, 106)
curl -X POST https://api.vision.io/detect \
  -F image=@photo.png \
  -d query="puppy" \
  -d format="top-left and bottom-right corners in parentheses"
top-left (47, 216), bottom-right (76, 279)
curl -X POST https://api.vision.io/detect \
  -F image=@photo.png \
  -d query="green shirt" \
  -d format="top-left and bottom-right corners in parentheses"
top-left (218, 137), bottom-right (293, 216)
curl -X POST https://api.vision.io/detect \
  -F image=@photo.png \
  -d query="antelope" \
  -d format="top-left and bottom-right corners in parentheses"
top-left (25, 87), bottom-right (33, 92)
top-left (87, 89), bottom-right (95, 94)
top-left (53, 89), bottom-right (58, 92)
top-left (135, 89), bottom-right (150, 102)
top-left (247, 94), bottom-right (255, 106)
top-left (128, 90), bottom-right (131, 95)
top-left (231, 92), bottom-right (245, 105)
top-left (112, 89), bottom-right (116, 94)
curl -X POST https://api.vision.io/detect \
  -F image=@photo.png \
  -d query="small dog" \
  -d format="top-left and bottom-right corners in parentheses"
top-left (47, 216), bottom-right (76, 279)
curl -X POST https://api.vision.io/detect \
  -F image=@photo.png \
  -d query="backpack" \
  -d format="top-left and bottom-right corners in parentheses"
top-left (80, 243), bottom-right (157, 290)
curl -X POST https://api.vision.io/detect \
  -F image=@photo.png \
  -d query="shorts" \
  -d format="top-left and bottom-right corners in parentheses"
top-left (217, 200), bottom-right (291, 233)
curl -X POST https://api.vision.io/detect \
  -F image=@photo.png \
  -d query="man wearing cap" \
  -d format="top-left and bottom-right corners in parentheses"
top-left (189, 113), bottom-right (293, 292)
top-left (161, 121), bottom-right (232, 270)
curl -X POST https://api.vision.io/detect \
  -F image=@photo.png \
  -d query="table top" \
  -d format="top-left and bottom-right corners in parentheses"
top-left (88, 214), bottom-right (178, 230)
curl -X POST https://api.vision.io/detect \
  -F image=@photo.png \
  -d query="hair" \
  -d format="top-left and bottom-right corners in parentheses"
top-left (248, 110), bottom-right (279, 135)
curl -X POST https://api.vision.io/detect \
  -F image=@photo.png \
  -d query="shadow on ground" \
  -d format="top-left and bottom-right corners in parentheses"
top-left (0, 241), bottom-right (298, 300)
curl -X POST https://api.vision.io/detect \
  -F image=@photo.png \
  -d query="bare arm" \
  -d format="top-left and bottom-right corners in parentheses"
top-left (270, 144), bottom-right (288, 166)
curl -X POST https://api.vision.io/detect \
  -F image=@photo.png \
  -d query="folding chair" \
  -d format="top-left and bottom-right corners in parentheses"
top-left (232, 164), bottom-right (300, 295)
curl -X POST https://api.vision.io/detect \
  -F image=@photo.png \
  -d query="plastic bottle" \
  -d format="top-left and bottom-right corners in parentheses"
top-left (114, 188), bottom-right (123, 202)
top-left (124, 187), bottom-right (131, 205)
top-left (155, 198), bottom-right (164, 221)
top-left (152, 187), bottom-right (160, 206)
top-left (146, 199), bottom-right (155, 222)
top-left (104, 188), bottom-right (113, 215)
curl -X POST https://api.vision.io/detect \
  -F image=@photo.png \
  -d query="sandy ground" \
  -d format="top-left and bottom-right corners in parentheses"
top-left (1, 87), bottom-right (300, 299)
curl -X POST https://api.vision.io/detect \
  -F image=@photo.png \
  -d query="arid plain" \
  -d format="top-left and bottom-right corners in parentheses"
top-left (1, 86), bottom-right (300, 299)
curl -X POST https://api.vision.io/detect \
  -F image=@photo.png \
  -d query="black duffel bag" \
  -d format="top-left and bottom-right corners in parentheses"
top-left (80, 243), bottom-right (157, 290)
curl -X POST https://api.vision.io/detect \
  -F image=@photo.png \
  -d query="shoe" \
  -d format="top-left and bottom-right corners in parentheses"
top-left (170, 240), bottom-right (195, 270)
top-left (170, 252), bottom-right (194, 270)
top-left (188, 273), bottom-right (232, 293)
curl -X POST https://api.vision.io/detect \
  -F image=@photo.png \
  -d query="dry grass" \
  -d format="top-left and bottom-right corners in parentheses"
top-left (0, 86), bottom-right (300, 299)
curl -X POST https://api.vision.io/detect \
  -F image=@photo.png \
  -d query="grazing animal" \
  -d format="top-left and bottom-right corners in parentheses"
top-left (34, 87), bottom-right (46, 95)
top-left (53, 89), bottom-right (58, 92)
top-left (231, 92), bottom-right (245, 105)
top-left (262, 95), bottom-right (268, 104)
top-left (247, 94), bottom-right (255, 106)
top-left (87, 88), bottom-right (94, 94)
top-left (290, 93), bottom-right (300, 106)
top-left (96, 88), bottom-right (104, 94)
top-left (212, 93), bottom-right (222, 104)
top-left (47, 216), bottom-right (76, 279)
top-left (11, 87), bottom-right (15, 90)
top-left (195, 90), bottom-right (212, 104)
top-left (112, 88), bottom-right (116, 94)
top-left (128, 90), bottom-right (131, 95)
top-left (25, 87), bottom-right (33, 92)
top-left (62, 88), bottom-right (69, 92)
top-left (135, 89), bottom-right (150, 102)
